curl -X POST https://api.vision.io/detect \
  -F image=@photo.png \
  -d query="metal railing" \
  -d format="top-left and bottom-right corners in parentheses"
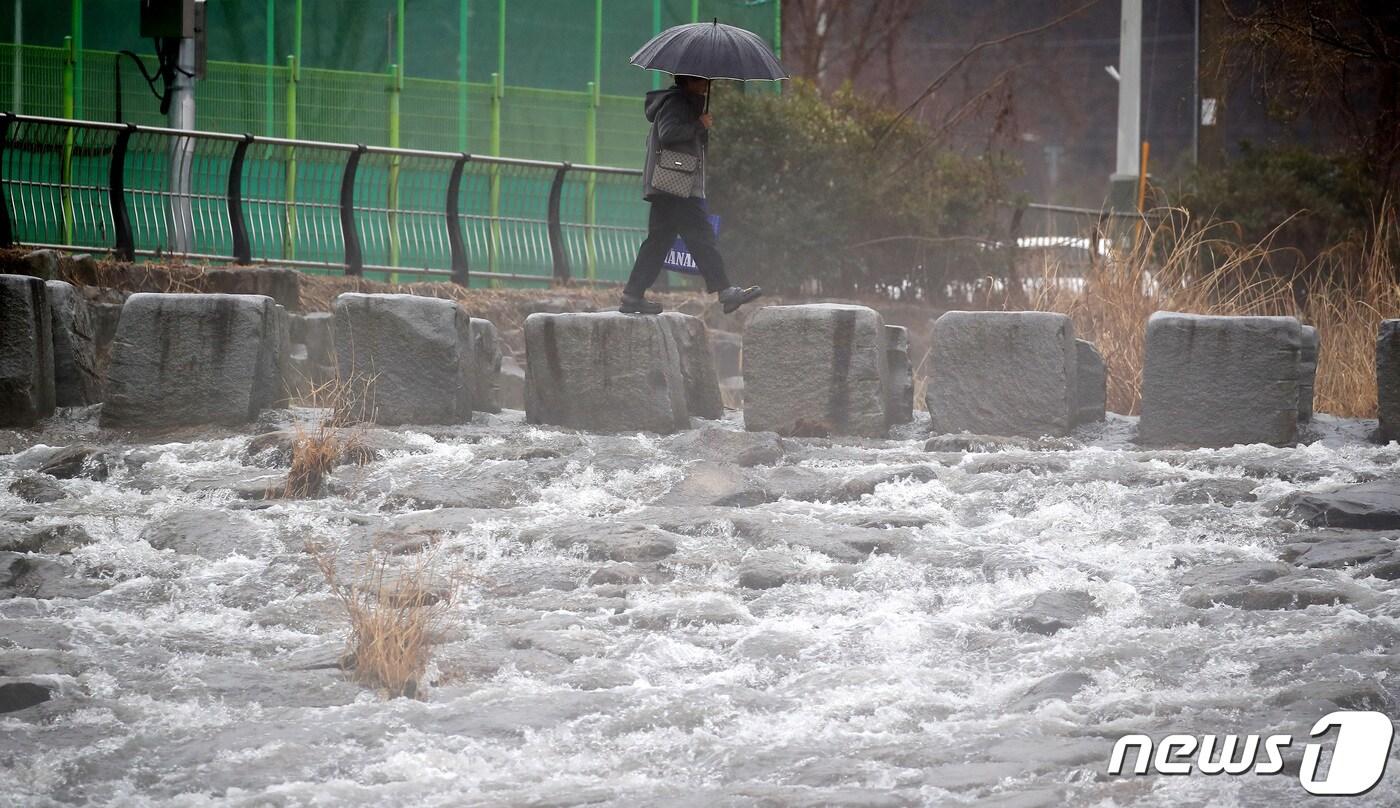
top-left (0, 112), bottom-right (648, 285)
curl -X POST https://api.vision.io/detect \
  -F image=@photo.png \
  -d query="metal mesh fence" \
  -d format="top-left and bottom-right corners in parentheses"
top-left (0, 114), bottom-right (650, 287)
top-left (3, 116), bottom-right (117, 248)
top-left (1, 1), bottom-right (780, 285)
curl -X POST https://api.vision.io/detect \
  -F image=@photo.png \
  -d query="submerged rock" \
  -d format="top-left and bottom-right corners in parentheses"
top-left (1182, 571), bottom-right (1369, 610)
top-left (0, 552), bottom-right (109, 599)
top-left (1287, 479), bottom-right (1400, 529)
top-left (662, 425), bottom-right (785, 467)
top-left (738, 551), bottom-right (805, 589)
top-left (660, 461), bottom-right (766, 507)
top-left (0, 681), bottom-right (52, 713)
top-left (525, 521), bottom-right (679, 562)
top-left (1281, 530), bottom-right (1399, 569)
top-left (1169, 478), bottom-right (1258, 506)
top-left (589, 562), bottom-right (673, 586)
top-left (1009, 671), bottom-right (1093, 711)
top-left (8, 472), bottom-right (67, 504)
top-left (140, 508), bottom-right (269, 559)
top-left (1012, 590), bottom-right (1101, 635)
top-left (0, 523), bottom-right (93, 555)
top-left (38, 444), bottom-right (108, 481)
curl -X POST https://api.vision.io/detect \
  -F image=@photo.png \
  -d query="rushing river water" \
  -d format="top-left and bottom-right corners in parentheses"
top-left (3, 408), bottom-right (1399, 807)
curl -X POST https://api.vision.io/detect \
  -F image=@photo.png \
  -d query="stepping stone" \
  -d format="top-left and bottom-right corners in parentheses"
top-left (100, 293), bottom-right (282, 428)
top-left (926, 311), bottom-right (1077, 438)
top-left (524, 311), bottom-right (688, 434)
top-left (1139, 312), bottom-right (1301, 447)
top-left (743, 304), bottom-right (889, 438)
top-left (333, 293), bottom-right (474, 426)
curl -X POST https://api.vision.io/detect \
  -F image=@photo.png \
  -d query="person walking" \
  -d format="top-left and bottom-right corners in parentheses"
top-left (619, 75), bottom-right (762, 315)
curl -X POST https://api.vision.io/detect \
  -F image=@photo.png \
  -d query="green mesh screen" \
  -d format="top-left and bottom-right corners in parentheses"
top-left (1, 1), bottom-right (779, 285)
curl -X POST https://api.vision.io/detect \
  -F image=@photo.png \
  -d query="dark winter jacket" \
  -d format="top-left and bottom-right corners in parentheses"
top-left (641, 86), bottom-right (708, 200)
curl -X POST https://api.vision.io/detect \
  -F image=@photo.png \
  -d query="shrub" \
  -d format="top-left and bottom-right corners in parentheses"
top-left (708, 80), bottom-right (1012, 299)
top-left (1180, 142), bottom-right (1386, 273)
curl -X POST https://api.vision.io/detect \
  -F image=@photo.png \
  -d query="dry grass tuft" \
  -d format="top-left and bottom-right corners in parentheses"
top-left (1022, 202), bottom-right (1398, 416)
top-left (308, 540), bottom-right (460, 699)
top-left (280, 373), bottom-right (376, 499)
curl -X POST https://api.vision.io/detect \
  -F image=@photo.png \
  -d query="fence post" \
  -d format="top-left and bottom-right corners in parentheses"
top-left (488, 70), bottom-right (502, 279)
top-left (61, 36), bottom-right (75, 245)
top-left (228, 133), bottom-right (253, 264)
top-left (0, 114), bottom-right (13, 247)
top-left (283, 54), bottom-right (298, 260)
top-left (387, 63), bottom-right (402, 281)
top-left (109, 123), bottom-right (135, 260)
top-left (341, 145), bottom-right (365, 276)
top-left (584, 81), bottom-right (598, 281)
top-left (547, 162), bottom-right (571, 283)
top-left (446, 153), bottom-right (470, 286)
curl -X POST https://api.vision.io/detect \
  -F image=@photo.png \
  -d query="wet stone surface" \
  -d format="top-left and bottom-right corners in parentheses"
top-left (0, 408), bottom-right (1398, 805)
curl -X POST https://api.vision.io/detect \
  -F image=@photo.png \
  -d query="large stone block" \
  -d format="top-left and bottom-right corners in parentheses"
top-left (709, 329), bottom-right (743, 379)
top-left (333, 293), bottom-right (473, 426)
top-left (925, 311), bottom-right (1077, 438)
top-left (498, 355), bottom-right (526, 411)
top-left (284, 312), bottom-right (336, 398)
top-left (524, 312), bottom-right (688, 434)
top-left (1379, 320), bottom-right (1400, 442)
top-left (1075, 339), bottom-right (1106, 425)
top-left (45, 281), bottom-right (101, 407)
top-left (1139, 312), bottom-right (1301, 447)
top-left (660, 312), bottom-right (723, 420)
top-left (469, 318), bottom-right (503, 414)
top-left (260, 304), bottom-right (292, 410)
top-left (290, 312), bottom-right (336, 367)
top-left (1299, 325), bottom-right (1318, 422)
top-left (202, 266), bottom-right (301, 310)
top-left (89, 302), bottom-right (123, 352)
top-left (884, 325), bottom-right (914, 426)
top-left (743, 304), bottom-right (889, 438)
top-left (0, 274), bottom-right (56, 427)
top-left (101, 293), bottom-right (281, 428)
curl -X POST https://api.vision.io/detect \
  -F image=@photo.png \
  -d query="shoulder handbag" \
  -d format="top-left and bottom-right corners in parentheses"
top-left (651, 148), bottom-right (698, 197)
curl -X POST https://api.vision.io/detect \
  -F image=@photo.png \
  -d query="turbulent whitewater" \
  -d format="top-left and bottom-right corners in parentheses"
top-left (3, 409), bottom-right (1399, 807)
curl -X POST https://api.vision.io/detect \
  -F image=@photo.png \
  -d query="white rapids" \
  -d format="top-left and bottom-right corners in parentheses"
top-left (2, 408), bottom-right (1398, 806)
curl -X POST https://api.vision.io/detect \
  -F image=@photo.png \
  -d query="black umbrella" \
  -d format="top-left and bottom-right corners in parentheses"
top-left (630, 20), bottom-right (789, 84)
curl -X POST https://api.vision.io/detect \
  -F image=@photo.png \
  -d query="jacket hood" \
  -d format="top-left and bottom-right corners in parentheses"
top-left (644, 87), bottom-right (682, 122)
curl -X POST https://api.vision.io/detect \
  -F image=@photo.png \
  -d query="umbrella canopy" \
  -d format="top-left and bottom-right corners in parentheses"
top-left (630, 20), bottom-right (788, 82)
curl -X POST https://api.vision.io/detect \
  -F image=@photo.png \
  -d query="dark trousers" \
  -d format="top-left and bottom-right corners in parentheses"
top-left (624, 195), bottom-right (731, 296)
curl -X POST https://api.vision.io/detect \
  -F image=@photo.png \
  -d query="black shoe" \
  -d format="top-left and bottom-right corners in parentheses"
top-left (619, 292), bottom-right (662, 315)
top-left (718, 285), bottom-right (763, 314)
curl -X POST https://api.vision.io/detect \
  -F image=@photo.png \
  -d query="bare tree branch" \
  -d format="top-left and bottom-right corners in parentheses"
top-left (873, 0), bottom-right (1103, 151)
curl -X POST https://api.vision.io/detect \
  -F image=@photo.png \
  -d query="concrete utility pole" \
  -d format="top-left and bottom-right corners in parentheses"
top-left (1109, 0), bottom-right (1142, 210)
top-left (167, 6), bottom-right (199, 254)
